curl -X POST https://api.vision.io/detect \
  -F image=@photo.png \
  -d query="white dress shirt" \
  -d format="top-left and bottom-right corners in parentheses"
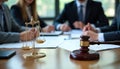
top-left (95, 27), bottom-right (105, 42)
top-left (98, 33), bottom-right (105, 42)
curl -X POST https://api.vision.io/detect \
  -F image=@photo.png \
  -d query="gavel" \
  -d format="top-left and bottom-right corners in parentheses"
top-left (90, 41), bottom-right (120, 45)
top-left (70, 35), bottom-right (120, 61)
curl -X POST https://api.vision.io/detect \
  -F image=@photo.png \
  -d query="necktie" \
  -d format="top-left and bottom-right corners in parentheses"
top-left (78, 5), bottom-right (83, 22)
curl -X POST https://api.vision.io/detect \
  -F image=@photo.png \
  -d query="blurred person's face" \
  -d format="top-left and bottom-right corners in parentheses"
top-left (25, 0), bottom-right (34, 5)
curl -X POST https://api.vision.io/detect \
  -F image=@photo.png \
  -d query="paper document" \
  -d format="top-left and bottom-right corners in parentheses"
top-left (40, 31), bottom-right (62, 36)
top-left (63, 29), bottom-right (82, 39)
top-left (58, 39), bottom-right (120, 51)
top-left (0, 36), bottom-right (64, 49)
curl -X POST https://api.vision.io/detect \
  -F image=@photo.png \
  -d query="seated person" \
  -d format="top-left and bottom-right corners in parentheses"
top-left (54, 0), bottom-right (109, 32)
top-left (10, 0), bottom-right (55, 32)
top-left (0, 0), bottom-right (38, 44)
top-left (83, 4), bottom-right (120, 42)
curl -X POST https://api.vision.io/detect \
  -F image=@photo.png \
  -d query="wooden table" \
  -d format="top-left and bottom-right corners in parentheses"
top-left (0, 48), bottom-right (120, 69)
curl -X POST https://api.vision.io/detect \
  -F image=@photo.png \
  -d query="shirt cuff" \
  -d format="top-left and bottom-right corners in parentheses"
top-left (91, 24), bottom-right (96, 29)
top-left (57, 24), bottom-right (62, 30)
top-left (98, 33), bottom-right (105, 42)
top-left (91, 24), bottom-right (101, 33)
top-left (96, 28), bottom-right (101, 33)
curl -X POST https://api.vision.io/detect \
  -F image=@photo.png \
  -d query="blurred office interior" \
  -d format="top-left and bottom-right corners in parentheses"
top-left (6, 0), bottom-right (119, 25)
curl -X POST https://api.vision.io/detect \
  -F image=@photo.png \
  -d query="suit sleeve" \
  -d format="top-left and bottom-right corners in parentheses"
top-left (104, 31), bottom-right (120, 41)
top-left (103, 4), bottom-right (120, 41)
top-left (100, 16), bottom-right (117, 32)
top-left (100, 4), bottom-right (120, 32)
top-left (95, 2), bottom-right (109, 27)
top-left (0, 4), bottom-right (25, 44)
top-left (0, 19), bottom-right (25, 44)
top-left (54, 4), bottom-right (68, 30)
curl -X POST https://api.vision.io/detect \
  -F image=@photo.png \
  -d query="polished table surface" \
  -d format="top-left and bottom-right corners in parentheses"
top-left (0, 48), bottom-right (120, 69)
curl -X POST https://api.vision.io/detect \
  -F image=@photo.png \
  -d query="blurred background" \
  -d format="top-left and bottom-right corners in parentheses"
top-left (6, 0), bottom-right (119, 25)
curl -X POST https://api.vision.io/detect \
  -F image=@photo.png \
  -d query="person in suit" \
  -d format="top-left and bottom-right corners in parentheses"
top-left (10, 0), bottom-right (55, 32)
top-left (0, 0), bottom-right (39, 44)
top-left (54, 0), bottom-right (109, 32)
top-left (83, 4), bottom-right (120, 41)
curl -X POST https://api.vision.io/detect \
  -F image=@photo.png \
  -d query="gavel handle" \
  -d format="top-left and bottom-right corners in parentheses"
top-left (90, 41), bottom-right (120, 45)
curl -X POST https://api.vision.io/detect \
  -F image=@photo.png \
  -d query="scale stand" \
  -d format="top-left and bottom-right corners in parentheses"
top-left (22, 23), bottom-right (32, 50)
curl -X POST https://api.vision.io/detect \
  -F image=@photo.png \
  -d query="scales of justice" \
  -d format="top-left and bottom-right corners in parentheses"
top-left (22, 16), bottom-right (46, 59)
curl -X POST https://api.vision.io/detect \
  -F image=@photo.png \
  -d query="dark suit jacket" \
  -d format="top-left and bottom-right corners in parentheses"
top-left (10, 4), bottom-right (47, 28)
top-left (54, 0), bottom-right (109, 30)
top-left (0, 4), bottom-right (25, 44)
top-left (100, 4), bottom-right (120, 41)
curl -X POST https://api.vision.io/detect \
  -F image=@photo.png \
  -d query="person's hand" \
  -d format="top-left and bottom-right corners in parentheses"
top-left (20, 30), bottom-right (34, 41)
top-left (82, 30), bottom-right (98, 41)
top-left (20, 28), bottom-right (39, 41)
top-left (83, 23), bottom-right (98, 32)
top-left (32, 28), bottom-right (39, 38)
top-left (42, 25), bottom-right (55, 32)
top-left (59, 24), bottom-right (71, 32)
top-left (73, 21), bottom-right (85, 29)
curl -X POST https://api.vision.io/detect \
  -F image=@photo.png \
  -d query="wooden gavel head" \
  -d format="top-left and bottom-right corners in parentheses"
top-left (80, 36), bottom-right (90, 53)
